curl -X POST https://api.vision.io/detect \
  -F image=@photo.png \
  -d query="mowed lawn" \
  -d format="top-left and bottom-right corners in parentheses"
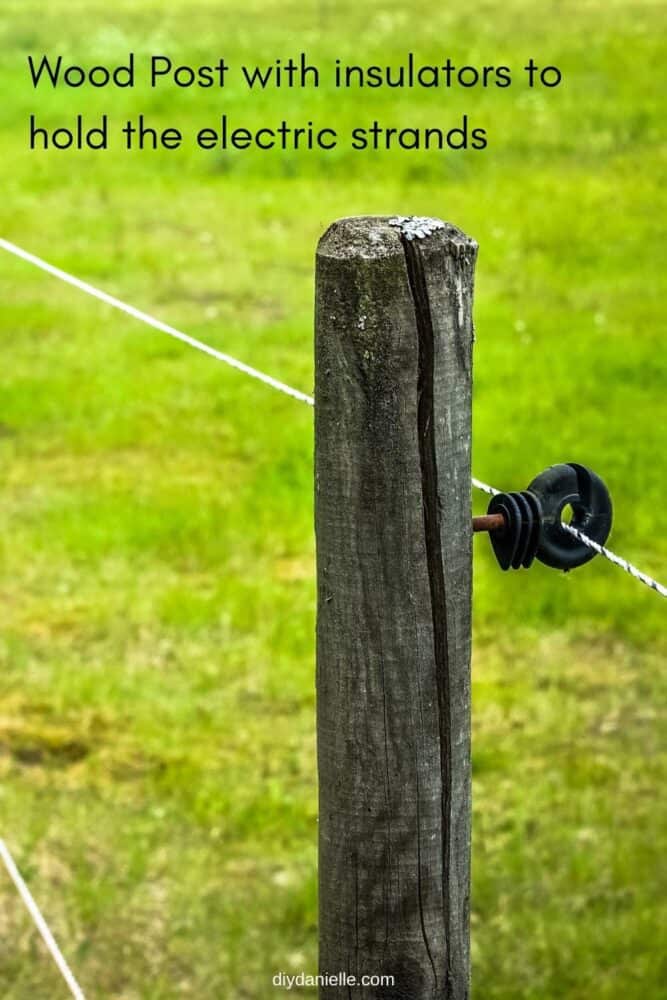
top-left (0, 1), bottom-right (665, 997)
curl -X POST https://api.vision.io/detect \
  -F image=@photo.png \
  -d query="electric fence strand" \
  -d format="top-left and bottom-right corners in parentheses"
top-left (0, 238), bottom-right (314, 407)
top-left (471, 477), bottom-right (499, 497)
top-left (562, 522), bottom-right (667, 597)
top-left (0, 839), bottom-right (86, 1000)
top-left (1, 237), bottom-right (664, 597)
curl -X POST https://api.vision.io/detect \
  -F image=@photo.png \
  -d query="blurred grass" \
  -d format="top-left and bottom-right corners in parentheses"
top-left (0, 0), bottom-right (665, 997)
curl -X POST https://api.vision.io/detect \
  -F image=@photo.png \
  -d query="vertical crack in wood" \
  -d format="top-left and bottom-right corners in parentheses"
top-left (401, 235), bottom-right (453, 992)
top-left (414, 737), bottom-right (439, 990)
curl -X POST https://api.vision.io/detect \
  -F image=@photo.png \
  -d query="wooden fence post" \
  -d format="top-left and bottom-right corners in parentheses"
top-left (315, 216), bottom-right (477, 999)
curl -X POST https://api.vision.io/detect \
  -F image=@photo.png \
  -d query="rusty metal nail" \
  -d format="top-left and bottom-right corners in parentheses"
top-left (472, 513), bottom-right (506, 534)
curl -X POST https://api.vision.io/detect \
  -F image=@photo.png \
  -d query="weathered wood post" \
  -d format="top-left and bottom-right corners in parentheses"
top-left (315, 216), bottom-right (477, 999)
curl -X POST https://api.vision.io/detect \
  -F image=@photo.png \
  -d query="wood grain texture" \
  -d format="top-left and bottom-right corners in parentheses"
top-left (315, 216), bottom-right (477, 999)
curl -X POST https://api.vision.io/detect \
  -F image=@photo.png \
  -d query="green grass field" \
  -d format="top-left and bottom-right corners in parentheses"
top-left (1, 1), bottom-right (665, 996)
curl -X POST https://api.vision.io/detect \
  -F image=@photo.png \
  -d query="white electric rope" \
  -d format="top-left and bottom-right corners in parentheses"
top-left (0, 839), bottom-right (86, 1000)
top-left (1, 237), bottom-right (664, 597)
top-left (472, 477), bottom-right (499, 497)
top-left (562, 522), bottom-right (667, 597)
top-left (0, 239), bottom-right (315, 407)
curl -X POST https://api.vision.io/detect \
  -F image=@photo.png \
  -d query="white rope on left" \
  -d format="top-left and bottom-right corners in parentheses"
top-left (0, 838), bottom-right (86, 1000)
top-left (0, 238), bottom-right (315, 407)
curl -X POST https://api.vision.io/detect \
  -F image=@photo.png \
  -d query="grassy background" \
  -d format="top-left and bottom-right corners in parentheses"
top-left (1, 0), bottom-right (665, 996)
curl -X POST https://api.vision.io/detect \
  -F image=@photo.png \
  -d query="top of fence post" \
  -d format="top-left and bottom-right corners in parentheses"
top-left (315, 215), bottom-right (477, 999)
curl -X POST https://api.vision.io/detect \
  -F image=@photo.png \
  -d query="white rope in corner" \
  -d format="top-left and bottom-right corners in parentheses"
top-left (562, 522), bottom-right (667, 597)
top-left (0, 238), bottom-right (314, 407)
top-left (0, 838), bottom-right (86, 1000)
top-left (1, 236), bottom-right (664, 597)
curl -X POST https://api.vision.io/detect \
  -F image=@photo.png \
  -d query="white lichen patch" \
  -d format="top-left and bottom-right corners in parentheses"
top-left (455, 272), bottom-right (465, 329)
top-left (388, 215), bottom-right (446, 241)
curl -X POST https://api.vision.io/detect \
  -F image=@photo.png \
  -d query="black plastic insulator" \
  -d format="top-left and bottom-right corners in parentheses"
top-left (487, 490), bottom-right (543, 570)
top-left (527, 463), bottom-right (613, 570)
top-left (486, 463), bottom-right (613, 572)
